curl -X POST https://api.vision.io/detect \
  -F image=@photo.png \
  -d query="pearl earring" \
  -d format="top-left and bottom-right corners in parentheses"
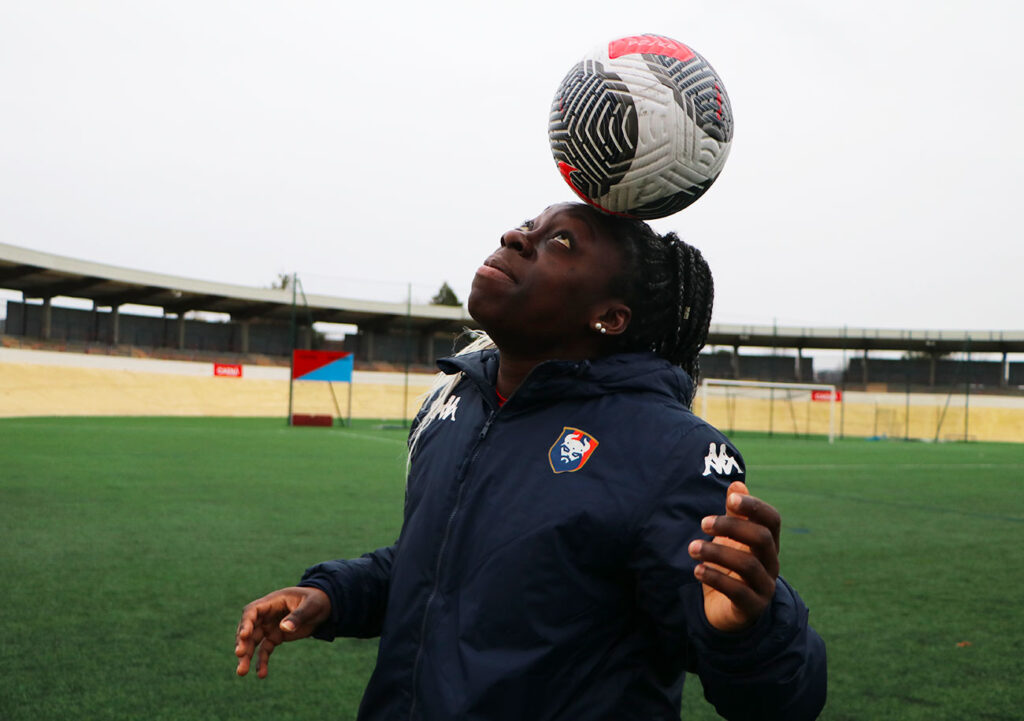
top-left (595, 322), bottom-right (607, 335)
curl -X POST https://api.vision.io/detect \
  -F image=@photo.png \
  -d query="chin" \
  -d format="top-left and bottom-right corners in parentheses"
top-left (466, 286), bottom-right (488, 328)
top-left (466, 290), bottom-right (493, 329)
top-left (466, 288), bottom-right (507, 342)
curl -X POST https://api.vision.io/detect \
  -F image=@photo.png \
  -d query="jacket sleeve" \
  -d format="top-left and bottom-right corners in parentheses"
top-left (296, 382), bottom-right (446, 642)
top-left (629, 429), bottom-right (827, 721)
top-left (297, 543), bottom-right (396, 640)
top-left (685, 576), bottom-right (827, 720)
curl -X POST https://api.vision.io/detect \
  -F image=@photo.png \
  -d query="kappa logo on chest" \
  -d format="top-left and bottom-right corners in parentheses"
top-left (438, 395), bottom-right (460, 422)
top-left (548, 427), bottom-right (599, 473)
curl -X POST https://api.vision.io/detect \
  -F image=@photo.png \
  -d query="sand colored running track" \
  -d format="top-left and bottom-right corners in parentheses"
top-left (2, 348), bottom-right (1023, 442)
top-left (0, 349), bottom-right (436, 420)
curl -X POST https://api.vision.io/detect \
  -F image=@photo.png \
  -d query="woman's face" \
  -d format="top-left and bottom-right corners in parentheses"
top-left (468, 203), bottom-right (628, 357)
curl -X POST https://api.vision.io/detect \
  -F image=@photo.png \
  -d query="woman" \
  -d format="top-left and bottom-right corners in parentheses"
top-left (234, 203), bottom-right (827, 720)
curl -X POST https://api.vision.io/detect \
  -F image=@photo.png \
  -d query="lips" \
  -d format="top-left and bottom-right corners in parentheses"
top-left (477, 256), bottom-right (516, 284)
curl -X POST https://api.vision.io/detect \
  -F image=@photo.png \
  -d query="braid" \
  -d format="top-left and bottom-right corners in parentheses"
top-left (674, 242), bottom-right (715, 383)
top-left (595, 210), bottom-right (715, 393)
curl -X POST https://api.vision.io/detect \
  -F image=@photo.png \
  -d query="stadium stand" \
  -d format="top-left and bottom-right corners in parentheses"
top-left (845, 357), bottom-right (1008, 389)
top-left (3, 240), bottom-right (1024, 441)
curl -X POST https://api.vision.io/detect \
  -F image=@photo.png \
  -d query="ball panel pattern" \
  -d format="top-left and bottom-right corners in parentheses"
top-left (642, 51), bottom-right (733, 144)
top-left (548, 60), bottom-right (638, 202)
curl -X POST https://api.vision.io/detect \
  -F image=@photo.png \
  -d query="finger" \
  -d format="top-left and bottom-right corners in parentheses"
top-left (701, 515), bottom-right (780, 578)
top-left (236, 609), bottom-right (256, 640)
top-left (694, 559), bottom-right (774, 620)
top-left (237, 625), bottom-right (266, 657)
top-left (726, 486), bottom-right (781, 552)
top-left (689, 539), bottom-right (776, 600)
top-left (235, 635), bottom-right (255, 676)
top-left (237, 596), bottom-right (283, 642)
top-left (725, 481), bottom-right (749, 518)
top-left (257, 638), bottom-right (277, 679)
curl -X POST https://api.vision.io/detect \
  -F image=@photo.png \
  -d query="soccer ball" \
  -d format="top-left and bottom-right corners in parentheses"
top-left (548, 34), bottom-right (733, 219)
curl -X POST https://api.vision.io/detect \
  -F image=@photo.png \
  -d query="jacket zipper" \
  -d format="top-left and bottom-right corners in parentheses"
top-left (407, 409), bottom-right (498, 721)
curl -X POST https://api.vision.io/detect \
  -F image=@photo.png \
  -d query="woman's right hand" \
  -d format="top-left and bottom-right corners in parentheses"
top-left (234, 586), bottom-right (331, 678)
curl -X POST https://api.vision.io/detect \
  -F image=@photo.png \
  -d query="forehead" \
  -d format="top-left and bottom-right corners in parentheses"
top-left (535, 203), bottom-right (613, 242)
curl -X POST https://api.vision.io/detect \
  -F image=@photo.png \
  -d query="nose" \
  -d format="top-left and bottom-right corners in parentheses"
top-left (500, 228), bottom-right (534, 257)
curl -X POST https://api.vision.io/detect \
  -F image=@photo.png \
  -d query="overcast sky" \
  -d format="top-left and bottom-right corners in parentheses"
top-left (1, 0), bottom-right (1021, 331)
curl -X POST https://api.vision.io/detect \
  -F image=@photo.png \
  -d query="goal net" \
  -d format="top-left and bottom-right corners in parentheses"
top-left (697, 378), bottom-right (839, 442)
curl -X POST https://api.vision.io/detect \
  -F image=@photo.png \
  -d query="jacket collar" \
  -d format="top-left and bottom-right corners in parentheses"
top-left (437, 349), bottom-right (695, 410)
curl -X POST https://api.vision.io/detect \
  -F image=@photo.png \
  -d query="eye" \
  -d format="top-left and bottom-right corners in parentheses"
top-left (551, 234), bottom-right (572, 249)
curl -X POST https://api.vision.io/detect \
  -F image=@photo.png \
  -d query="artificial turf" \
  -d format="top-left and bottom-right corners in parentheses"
top-left (0, 417), bottom-right (1020, 720)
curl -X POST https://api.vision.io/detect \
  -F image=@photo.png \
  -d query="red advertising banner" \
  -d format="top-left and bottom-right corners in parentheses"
top-left (213, 363), bottom-right (243, 378)
top-left (811, 389), bottom-right (841, 402)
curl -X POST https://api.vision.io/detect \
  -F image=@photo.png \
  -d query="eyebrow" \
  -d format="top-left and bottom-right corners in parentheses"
top-left (558, 206), bottom-right (601, 236)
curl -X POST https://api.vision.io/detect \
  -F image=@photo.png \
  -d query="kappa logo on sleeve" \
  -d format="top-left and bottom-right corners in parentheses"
top-left (702, 442), bottom-right (744, 477)
top-left (548, 427), bottom-right (599, 473)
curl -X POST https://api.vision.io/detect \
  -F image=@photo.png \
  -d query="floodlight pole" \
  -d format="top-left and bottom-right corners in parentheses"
top-left (904, 363), bottom-right (911, 442)
top-left (839, 325), bottom-right (847, 440)
top-left (287, 272), bottom-right (297, 426)
top-left (964, 338), bottom-right (971, 442)
top-left (402, 282), bottom-right (412, 429)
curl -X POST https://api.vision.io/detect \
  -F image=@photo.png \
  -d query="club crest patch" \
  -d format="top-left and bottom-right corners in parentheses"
top-left (548, 427), bottom-right (599, 473)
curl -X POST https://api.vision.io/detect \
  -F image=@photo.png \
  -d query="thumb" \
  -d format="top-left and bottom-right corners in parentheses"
top-left (279, 595), bottom-right (314, 633)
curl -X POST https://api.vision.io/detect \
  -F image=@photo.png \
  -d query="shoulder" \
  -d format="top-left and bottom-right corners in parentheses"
top-left (578, 387), bottom-right (745, 498)
top-left (672, 413), bottom-right (746, 484)
top-left (616, 396), bottom-right (745, 516)
top-left (603, 386), bottom-right (742, 469)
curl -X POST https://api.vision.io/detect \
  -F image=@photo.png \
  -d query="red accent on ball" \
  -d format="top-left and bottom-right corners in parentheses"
top-left (557, 161), bottom-right (630, 217)
top-left (608, 35), bottom-right (696, 63)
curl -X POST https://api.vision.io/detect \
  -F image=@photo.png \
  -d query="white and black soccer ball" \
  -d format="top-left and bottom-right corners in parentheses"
top-left (549, 34), bottom-right (733, 219)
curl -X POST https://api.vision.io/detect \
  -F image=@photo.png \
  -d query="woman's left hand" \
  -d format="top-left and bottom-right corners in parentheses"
top-left (688, 481), bottom-right (781, 632)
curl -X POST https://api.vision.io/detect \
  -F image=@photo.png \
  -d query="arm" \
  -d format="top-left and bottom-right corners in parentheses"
top-left (685, 482), bottom-right (827, 721)
top-left (631, 437), bottom-right (826, 720)
top-left (233, 543), bottom-right (396, 679)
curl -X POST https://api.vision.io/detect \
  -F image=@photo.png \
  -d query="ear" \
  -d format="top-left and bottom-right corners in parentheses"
top-left (592, 302), bottom-right (631, 336)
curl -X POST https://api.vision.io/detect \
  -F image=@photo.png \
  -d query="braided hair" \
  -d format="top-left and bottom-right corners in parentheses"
top-left (596, 212), bottom-right (715, 385)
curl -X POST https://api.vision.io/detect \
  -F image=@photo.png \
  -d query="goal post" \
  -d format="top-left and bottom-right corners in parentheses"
top-left (698, 378), bottom-right (839, 443)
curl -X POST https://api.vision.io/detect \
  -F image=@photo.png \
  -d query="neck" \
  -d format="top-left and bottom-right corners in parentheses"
top-left (494, 353), bottom-right (540, 399)
top-left (493, 341), bottom-right (601, 398)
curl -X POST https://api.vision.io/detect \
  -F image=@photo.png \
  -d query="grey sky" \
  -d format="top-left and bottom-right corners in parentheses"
top-left (1, 0), bottom-right (1021, 331)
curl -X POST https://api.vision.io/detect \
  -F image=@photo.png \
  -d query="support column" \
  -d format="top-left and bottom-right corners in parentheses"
top-left (929, 353), bottom-right (937, 388)
top-left (91, 301), bottom-right (99, 343)
top-left (41, 297), bottom-right (53, 340)
top-left (795, 347), bottom-right (804, 382)
top-left (861, 349), bottom-right (869, 385)
top-left (111, 305), bottom-right (121, 346)
top-left (239, 320), bottom-right (250, 354)
top-left (731, 345), bottom-right (740, 379)
top-left (177, 315), bottom-right (186, 350)
top-left (1001, 351), bottom-right (1009, 387)
top-left (417, 330), bottom-right (431, 367)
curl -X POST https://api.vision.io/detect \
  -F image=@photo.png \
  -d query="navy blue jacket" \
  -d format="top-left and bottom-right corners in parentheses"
top-left (300, 350), bottom-right (827, 720)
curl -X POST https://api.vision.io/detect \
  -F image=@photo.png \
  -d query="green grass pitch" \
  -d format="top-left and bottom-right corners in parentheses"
top-left (1, 417), bottom-right (1021, 720)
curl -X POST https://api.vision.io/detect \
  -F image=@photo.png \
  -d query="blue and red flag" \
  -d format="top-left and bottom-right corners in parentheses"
top-left (292, 350), bottom-right (353, 382)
